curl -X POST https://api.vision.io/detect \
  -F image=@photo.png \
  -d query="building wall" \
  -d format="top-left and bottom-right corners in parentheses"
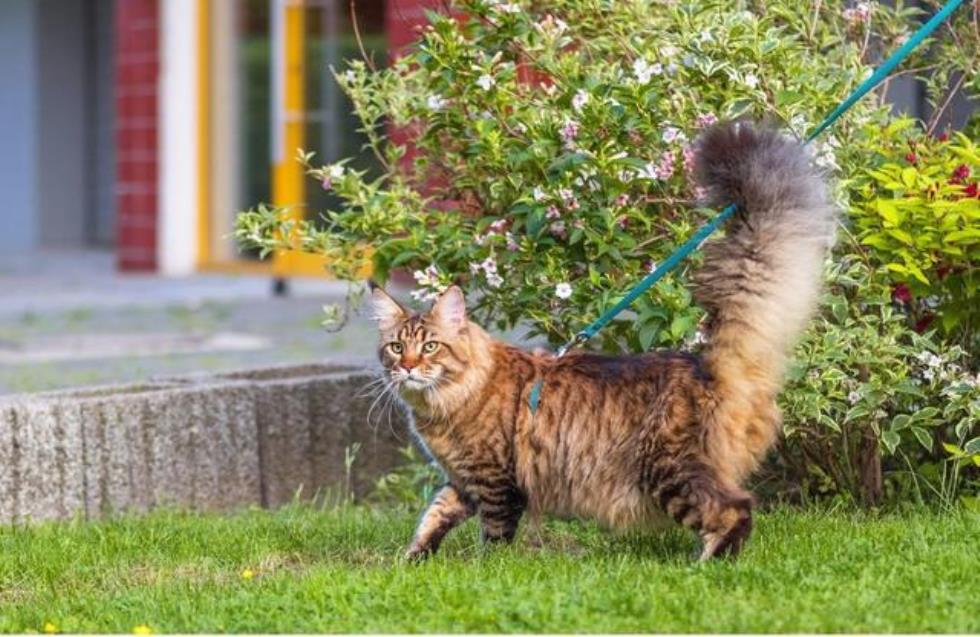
top-left (0, 0), bottom-right (40, 254)
top-left (115, 0), bottom-right (160, 271)
top-left (36, 0), bottom-right (90, 248)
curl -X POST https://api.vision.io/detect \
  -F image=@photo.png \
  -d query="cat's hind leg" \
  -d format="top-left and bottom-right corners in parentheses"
top-left (406, 484), bottom-right (476, 560)
top-left (650, 463), bottom-right (754, 560)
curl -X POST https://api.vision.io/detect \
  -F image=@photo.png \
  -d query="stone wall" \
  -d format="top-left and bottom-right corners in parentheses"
top-left (0, 363), bottom-right (410, 523)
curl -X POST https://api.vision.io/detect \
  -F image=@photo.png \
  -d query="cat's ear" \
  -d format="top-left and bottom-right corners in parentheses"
top-left (367, 280), bottom-right (407, 331)
top-left (430, 285), bottom-right (466, 331)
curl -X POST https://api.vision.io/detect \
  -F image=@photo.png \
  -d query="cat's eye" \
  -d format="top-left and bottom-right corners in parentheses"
top-left (388, 342), bottom-right (404, 354)
top-left (422, 341), bottom-right (439, 354)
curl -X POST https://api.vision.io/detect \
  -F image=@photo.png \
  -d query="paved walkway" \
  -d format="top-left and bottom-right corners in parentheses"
top-left (0, 250), bottom-right (378, 395)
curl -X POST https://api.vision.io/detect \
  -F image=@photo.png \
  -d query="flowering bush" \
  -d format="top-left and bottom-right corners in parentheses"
top-left (849, 119), bottom-right (979, 346)
top-left (235, 0), bottom-right (979, 504)
top-left (774, 257), bottom-right (979, 506)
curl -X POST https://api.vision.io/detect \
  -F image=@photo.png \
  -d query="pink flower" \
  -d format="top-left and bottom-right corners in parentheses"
top-left (696, 112), bottom-right (718, 128)
top-left (572, 218), bottom-right (585, 230)
top-left (505, 232), bottom-right (519, 251)
top-left (549, 220), bottom-right (567, 239)
top-left (614, 194), bottom-right (630, 207)
top-left (546, 205), bottom-right (561, 219)
top-left (615, 215), bottom-right (628, 229)
top-left (682, 145), bottom-right (697, 174)
top-left (643, 152), bottom-right (675, 180)
top-left (559, 120), bottom-right (579, 144)
top-left (489, 218), bottom-right (509, 233)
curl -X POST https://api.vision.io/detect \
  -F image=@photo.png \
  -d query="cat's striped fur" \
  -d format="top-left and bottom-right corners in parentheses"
top-left (369, 121), bottom-right (835, 560)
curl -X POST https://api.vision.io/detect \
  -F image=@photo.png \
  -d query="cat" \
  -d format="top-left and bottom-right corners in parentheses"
top-left (368, 120), bottom-right (835, 560)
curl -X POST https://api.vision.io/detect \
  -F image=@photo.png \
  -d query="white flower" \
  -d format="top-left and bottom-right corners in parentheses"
top-left (426, 94), bottom-right (447, 111)
top-left (555, 282), bottom-right (573, 299)
top-left (632, 58), bottom-right (662, 84)
top-left (843, 2), bottom-right (874, 24)
top-left (480, 256), bottom-right (498, 274)
top-left (533, 186), bottom-right (547, 202)
top-left (572, 89), bottom-right (590, 113)
top-left (410, 289), bottom-right (440, 303)
top-left (492, 1), bottom-right (521, 14)
top-left (486, 272), bottom-right (504, 288)
top-left (662, 126), bottom-right (685, 144)
top-left (688, 329), bottom-right (708, 346)
top-left (535, 14), bottom-right (568, 37)
top-left (344, 70), bottom-right (356, 84)
top-left (320, 163), bottom-right (345, 190)
top-left (661, 46), bottom-right (679, 57)
top-left (847, 391), bottom-right (861, 405)
top-left (476, 74), bottom-right (496, 91)
top-left (699, 29), bottom-right (713, 42)
top-left (412, 264), bottom-right (440, 287)
top-left (916, 351), bottom-right (942, 368)
top-left (744, 73), bottom-right (759, 89)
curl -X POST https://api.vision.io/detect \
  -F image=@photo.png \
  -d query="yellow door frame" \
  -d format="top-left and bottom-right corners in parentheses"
top-left (196, 0), bottom-right (328, 277)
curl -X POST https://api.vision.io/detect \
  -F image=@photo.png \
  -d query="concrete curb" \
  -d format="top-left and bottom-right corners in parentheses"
top-left (0, 363), bottom-right (410, 523)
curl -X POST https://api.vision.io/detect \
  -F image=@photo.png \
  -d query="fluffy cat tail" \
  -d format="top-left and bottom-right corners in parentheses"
top-left (691, 120), bottom-right (836, 479)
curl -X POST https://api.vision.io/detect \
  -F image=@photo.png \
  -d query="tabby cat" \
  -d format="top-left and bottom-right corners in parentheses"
top-left (369, 121), bottom-right (835, 560)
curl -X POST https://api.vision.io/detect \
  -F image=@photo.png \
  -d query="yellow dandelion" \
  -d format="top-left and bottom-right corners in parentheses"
top-left (240, 568), bottom-right (256, 581)
top-left (133, 624), bottom-right (152, 635)
top-left (43, 622), bottom-right (58, 634)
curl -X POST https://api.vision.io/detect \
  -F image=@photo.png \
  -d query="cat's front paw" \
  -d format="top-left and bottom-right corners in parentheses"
top-left (404, 543), bottom-right (434, 562)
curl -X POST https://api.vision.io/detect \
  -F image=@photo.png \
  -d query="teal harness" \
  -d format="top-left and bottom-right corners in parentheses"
top-left (528, 0), bottom-right (967, 413)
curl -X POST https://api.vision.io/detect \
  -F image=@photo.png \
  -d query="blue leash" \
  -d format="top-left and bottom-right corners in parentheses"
top-left (528, 0), bottom-right (966, 413)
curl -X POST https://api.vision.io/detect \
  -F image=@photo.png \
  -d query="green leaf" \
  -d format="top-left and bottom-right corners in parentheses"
top-left (965, 437), bottom-right (980, 455)
top-left (890, 414), bottom-right (911, 431)
top-left (881, 430), bottom-right (901, 454)
top-left (911, 426), bottom-right (932, 452)
top-left (546, 153), bottom-right (589, 176)
top-left (901, 167), bottom-right (917, 187)
top-left (911, 407), bottom-right (940, 423)
top-left (638, 322), bottom-right (660, 350)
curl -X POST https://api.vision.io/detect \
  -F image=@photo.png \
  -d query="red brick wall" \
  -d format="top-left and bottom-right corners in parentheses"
top-left (114, 0), bottom-right (159, 271)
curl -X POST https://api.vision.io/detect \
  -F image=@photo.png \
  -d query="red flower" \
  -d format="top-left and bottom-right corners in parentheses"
top-left (950, 163), bottom-right (970, 184)
top-left (905, 152), bottom-right (917, 164)
top-left (936, 132), bottom-right (950, 142)
top-left (964, 182), bottom-right (979, 198)
top-left (914, 313), bottom-right (935, 334)
top-left (891, 283), bottom-right (912, 305)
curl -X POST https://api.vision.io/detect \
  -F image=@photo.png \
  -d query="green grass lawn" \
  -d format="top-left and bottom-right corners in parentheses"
top-left (0, 504), bottom-right (976, 633)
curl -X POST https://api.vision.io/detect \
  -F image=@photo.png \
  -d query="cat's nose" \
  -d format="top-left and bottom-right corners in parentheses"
top-left (400, 359), bottom-right (418, 371)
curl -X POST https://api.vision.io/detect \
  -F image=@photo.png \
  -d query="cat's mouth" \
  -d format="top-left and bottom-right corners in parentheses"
top-left (391, 373), bottom-right (437, 392)
top-left (401, 377), bottom-right (431, 391)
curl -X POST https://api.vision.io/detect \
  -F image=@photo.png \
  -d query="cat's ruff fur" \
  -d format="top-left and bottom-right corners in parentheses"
top-left (369, 120), bottom-right (836, 560)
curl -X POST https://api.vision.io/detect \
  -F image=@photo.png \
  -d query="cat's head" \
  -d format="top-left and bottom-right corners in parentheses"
top-left (368, 282), bottom-right (477, 394)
